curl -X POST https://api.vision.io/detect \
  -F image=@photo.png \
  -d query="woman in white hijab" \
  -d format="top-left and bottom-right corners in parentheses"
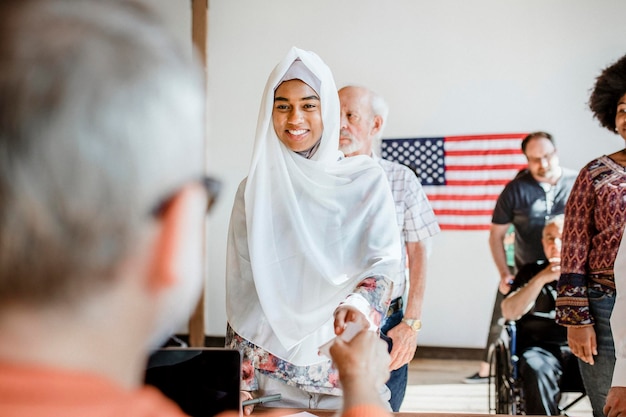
top-left (226, 47), bottom-right (401, 410)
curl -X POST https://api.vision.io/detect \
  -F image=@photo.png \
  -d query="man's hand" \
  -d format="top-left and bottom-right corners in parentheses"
top-left (387, 323), bottom-right (418, 370)
top-left (604, 386), bottom-right (626, 417)
top-left (334, 305), bottom-right (369, 335)
top-left (568, 326), bottom-right (598, 365)
top-left (534, 259), bottom-right (561, 284)
top-left (499, 273), bottom-right (515, 294)
top-left (329, 330), bottom-right (390, 410)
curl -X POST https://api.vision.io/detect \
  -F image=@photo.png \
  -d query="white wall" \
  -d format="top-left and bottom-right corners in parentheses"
top-left (154, 0), bottom-right (626, 348)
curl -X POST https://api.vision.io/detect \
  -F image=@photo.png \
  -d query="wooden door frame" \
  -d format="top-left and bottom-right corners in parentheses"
top-left (188, 0), bottom-right (209, 348)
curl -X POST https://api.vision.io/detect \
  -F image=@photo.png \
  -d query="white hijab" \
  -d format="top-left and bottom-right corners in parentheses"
top-left (226, 47), bottom-right (400, 365)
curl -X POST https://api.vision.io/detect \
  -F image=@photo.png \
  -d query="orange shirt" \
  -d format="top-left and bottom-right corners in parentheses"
top-left (342, 405), bottom-right (391, 417)
top-left (0, 361), bottom-right (188, 417)
top-left (0, 361), bottom-right (390, 417)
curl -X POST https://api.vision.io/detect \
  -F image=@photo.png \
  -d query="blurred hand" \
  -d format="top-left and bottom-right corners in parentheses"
top-left (330, 330), bottom-right (391, 390)
top-left (568, 326), bottom-right (597, 365)
top-left (604, 386), bottom-right (626, 417)
top-left (334, 305), bottom-right (369, 336)
top-left (240, 390), bottom-right (253, 415)
top-left (387, 323), bottom-right (418, 370)
top-left (498, 273), bottom-right (515, 294)
top-left (535, 259), bottom-right (561, 285)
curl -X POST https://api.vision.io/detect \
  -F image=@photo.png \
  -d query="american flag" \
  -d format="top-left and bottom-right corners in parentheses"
top-left (381, 134), bottom-right (528, 231)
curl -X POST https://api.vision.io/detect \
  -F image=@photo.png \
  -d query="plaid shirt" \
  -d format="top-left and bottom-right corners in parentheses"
top-left (375, 156), bottom-right (440, 299)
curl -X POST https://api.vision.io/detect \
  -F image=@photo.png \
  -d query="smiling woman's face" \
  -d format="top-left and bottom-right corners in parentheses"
top-left (272, 79), bottom-right (323, 152)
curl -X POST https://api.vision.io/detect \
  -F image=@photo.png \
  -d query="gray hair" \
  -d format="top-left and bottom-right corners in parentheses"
top-left (544, 214), bottom-right (565, 234)
top-left (0, 0), bottom-right (205, 305)
top-left (369, 89), bottom-right (389, 156)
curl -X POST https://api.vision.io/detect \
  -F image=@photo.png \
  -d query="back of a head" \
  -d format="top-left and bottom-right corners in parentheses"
top-left (0, 0), bottom-right (205, 307)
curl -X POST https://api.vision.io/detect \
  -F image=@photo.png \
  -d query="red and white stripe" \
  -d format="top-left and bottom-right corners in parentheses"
top-left (423, 134), bottom-right (528, 231)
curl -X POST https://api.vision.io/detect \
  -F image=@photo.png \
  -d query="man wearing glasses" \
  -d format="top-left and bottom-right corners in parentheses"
top-left (465, 131), bottom-right (577, 383)
top-left (0, 0), bottom-right (213, 414)
top-left (0, 2), bottom-right (393, 416)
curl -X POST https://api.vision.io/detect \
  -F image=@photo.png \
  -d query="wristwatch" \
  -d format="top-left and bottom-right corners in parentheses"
top-left (401, 318), bottom-right (422, 332)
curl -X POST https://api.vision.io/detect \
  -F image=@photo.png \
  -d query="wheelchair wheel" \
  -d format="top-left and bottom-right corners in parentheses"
top-left (489, 338), bottom-right (524, 414)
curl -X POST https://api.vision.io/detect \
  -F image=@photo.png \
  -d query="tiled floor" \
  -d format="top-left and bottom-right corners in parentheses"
top-left (401, 358), bottom-right (593, 416)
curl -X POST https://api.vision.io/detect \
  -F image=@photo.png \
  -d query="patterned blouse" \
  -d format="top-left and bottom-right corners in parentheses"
top-left (226, 275), bottom-right (392, 395)
top-left (556, 155), bottom-right (626, 326)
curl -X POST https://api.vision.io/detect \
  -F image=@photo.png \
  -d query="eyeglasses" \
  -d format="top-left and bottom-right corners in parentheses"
top-left (202, 176), bottom-right (221, 212)
top-left (526, 151), bottom-right (556, 164)
top-left (151, 175), bottom-right (221, 217)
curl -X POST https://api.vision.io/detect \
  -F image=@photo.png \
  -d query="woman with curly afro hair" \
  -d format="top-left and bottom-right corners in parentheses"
top-left (556, 54), bottom-right (626, 417)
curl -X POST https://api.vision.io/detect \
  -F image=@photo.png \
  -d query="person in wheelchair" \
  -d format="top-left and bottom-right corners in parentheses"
top-left (500, 214), bottom-right (582, 415)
